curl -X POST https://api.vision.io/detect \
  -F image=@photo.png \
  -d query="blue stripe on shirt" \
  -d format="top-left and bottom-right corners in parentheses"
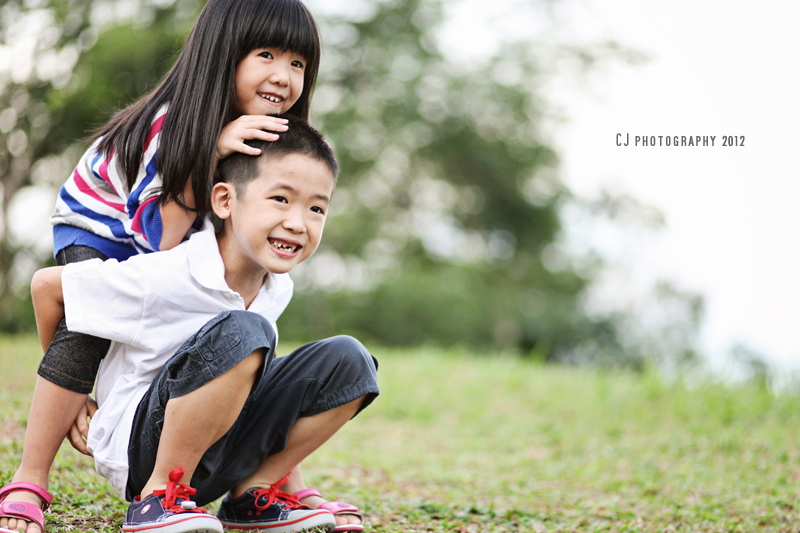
top-left (127, 148), bottom-right (160, 216)
top-left (59, 187), bottom-right (133, 242)
top-left (53, 224), bottom-right (139, 260)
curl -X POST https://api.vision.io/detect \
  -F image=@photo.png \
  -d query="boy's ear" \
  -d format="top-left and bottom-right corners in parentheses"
top-left (211, 182), bottom-right (236, 220)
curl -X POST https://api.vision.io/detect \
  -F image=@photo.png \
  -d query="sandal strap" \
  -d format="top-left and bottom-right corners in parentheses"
top-left (295, 488), bottom-right (321, 500)
top-left (0, 501), bottom-right (46, 532)
top-left (317, 501), bottom-right (363, 520)
top-left (0, 482), bottom-right (53, 511)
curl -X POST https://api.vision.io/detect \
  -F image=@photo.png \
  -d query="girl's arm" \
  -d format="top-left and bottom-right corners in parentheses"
top-left (158, 177), bottom-right (198, 251)
top-left (30, 266), bottom-right (66, 353)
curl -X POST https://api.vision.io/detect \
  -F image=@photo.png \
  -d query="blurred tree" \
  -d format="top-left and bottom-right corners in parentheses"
top-left (0, 0), bottom-right (200, 330)
top-left (284, 0), bottom-right (637, 362)
top-left (0, 0), bottom-right (701, 365)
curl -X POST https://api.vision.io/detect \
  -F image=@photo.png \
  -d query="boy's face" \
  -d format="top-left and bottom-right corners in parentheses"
top-left (216, 153), bottom-right (334, 276)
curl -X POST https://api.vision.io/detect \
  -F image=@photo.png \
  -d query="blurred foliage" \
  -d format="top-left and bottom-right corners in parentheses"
top-left (0, 0), bottom-right (703, 365)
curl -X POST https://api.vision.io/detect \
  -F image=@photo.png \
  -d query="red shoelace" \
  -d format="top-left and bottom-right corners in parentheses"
top-left (250, 473), bottom-right (310, 511)
top-left (152, 467), bottom-right (207, 514)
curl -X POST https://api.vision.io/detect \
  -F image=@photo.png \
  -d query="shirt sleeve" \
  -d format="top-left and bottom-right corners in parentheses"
top-left (125, 107), bottom-right (168, 249)
top-left (62, 258), bottom-right (146, 345)
top-left (134, 197), bottom-right (163, 250)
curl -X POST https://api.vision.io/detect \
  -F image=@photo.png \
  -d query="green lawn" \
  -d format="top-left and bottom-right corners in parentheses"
top-left (2, 334), bottom-right (799, 532)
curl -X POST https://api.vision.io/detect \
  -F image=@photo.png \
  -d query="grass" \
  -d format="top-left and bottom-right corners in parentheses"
top-left (2, 334), bottom-right (800, 531)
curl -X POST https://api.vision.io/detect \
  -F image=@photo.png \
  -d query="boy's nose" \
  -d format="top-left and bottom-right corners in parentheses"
top-left (282, 209), bottom-right (306, 232)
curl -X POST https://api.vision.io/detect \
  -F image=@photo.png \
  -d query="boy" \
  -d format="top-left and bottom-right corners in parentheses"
top-left (6, 117), bottom-right (378, 533)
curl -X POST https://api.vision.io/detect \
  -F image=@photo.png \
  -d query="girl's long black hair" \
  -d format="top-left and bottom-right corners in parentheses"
top-left (93, 0), bottom-right (321, 214)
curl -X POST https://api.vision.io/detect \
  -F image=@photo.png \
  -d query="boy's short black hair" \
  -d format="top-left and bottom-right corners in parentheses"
top-left (216, 114), bottom-right (339, 195)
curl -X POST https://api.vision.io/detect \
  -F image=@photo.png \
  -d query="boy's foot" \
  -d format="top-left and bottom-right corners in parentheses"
top-left (295, 490), bottom-right (363, 532)
top-left (217, 475), bottom-right (335, 532)
top-left (123, 468), bottom-right (222, 533)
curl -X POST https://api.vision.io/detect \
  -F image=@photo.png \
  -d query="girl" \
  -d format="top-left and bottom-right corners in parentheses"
top-left (0, 1), bottom-right (362, 531)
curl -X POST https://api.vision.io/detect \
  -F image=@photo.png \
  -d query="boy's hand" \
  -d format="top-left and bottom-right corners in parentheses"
top-left (67, 397), bottom-right (98, 457)
top-left (216, 115), bottom-right (289, 160)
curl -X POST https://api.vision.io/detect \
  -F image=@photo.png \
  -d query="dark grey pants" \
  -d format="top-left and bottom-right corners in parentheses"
top-left (37, 245), bottom-right (110, 393)
top-left (125, 310), bottom-right (380, 505)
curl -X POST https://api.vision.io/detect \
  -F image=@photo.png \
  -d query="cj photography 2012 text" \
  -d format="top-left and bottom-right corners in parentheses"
top-left (616, 134), bottom-right (745, 147)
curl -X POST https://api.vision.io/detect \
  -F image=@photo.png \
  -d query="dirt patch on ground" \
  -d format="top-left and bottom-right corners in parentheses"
top-left (0, 417), bottom-right (26, 445)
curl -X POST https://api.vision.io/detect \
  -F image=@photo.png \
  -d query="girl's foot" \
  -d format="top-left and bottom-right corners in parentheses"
top-left (0, 487), bottom-right (50, 533)
top-left (296, 491), bottom-right (363, 531)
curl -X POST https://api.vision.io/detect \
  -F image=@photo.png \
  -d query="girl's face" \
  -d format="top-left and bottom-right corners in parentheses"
top-left (234, 47), bottom-right (306, 116)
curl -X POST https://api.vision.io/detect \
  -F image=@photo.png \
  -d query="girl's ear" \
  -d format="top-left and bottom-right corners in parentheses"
top-left (211, 182), bottom-right (235, 219)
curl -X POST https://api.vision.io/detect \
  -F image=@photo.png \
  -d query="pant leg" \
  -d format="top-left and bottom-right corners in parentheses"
top-left (127, 323), bottom-right (379, 506)
top-left (37, 245), bottom-right (110, 393)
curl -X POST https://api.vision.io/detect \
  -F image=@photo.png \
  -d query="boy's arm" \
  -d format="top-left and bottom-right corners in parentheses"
top-left (31, 266), bottom-right (65, 353)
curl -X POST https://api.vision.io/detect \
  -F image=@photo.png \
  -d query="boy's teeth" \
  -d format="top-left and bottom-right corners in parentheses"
top-left (271, 240), bottom-right (296, 252)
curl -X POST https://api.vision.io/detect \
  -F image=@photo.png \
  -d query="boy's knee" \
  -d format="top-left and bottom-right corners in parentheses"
top-left (225, 310), bottom-right (276, 345)
top-left (327, 335), bottom-right (378, 375)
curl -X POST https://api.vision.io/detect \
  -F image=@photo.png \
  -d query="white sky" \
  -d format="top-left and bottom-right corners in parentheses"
top-left (440, 0), bottom-right (800, 369)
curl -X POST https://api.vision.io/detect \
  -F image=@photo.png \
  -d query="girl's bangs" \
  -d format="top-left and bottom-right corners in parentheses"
top-left (242, 1), bottom-right (319, 62)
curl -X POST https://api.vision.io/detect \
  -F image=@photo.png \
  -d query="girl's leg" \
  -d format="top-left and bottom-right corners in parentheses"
top-left (1, 246), bottom-right (109, 533)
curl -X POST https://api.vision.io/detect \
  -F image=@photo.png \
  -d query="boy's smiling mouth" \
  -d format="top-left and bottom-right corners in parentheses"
top-left (269, 237), bottom-right (301, 254)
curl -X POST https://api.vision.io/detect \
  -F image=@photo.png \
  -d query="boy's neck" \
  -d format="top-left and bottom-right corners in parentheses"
top-left (215, 231), bottom-right (268, 309)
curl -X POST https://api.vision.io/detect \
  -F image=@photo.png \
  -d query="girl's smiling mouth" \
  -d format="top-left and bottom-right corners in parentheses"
top-left (259, 93), bottom-right (284, 104)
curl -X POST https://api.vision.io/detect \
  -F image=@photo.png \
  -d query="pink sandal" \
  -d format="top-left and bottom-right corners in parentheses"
top-left (0, 482), bottom-right (53, 533)
top-left (294, 489), bottom-right (364, 532)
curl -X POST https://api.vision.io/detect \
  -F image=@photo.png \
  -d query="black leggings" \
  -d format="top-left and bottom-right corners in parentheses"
top-left (37, 245), bottom-right (110, 394)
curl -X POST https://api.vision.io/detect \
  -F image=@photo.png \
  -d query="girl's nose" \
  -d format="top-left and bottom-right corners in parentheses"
top-left (269, 60), bottom-right (291, 87)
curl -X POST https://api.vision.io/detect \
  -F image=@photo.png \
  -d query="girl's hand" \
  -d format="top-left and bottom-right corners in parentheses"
top-left (216, 115), bottom-right (289, 160)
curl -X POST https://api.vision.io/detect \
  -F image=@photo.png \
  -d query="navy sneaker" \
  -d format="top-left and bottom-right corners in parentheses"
top-left (216, 473), bottom-right (335, 532)
top-left (123, 468), bottom-right (223, 533)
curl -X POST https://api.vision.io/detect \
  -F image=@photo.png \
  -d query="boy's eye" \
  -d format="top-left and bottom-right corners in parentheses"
top-left (310, 206), bottom-right (325, 215)
top-left (270, 196), bottom-right (288, 203)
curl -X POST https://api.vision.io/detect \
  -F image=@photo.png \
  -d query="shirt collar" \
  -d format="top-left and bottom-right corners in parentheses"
top-left (187, 218), bottom-right (230, 293)
top-left (187, 217), bottom-right (277, 306)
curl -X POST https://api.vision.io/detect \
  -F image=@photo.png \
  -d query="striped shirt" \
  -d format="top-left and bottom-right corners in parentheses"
top-left (51, 106), bottom-right (169, 260)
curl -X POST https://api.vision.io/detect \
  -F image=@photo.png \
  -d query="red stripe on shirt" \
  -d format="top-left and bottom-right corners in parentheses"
top-left (143, 114), bottom-right (166, 153)
top-left (97, 154), bottom-right (119, 194)
top-left (74, 168), bottom-right (126, 213)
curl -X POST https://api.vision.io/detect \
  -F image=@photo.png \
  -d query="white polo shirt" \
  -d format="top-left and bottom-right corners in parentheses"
top-left (62, 219), bottom-right (293, 495)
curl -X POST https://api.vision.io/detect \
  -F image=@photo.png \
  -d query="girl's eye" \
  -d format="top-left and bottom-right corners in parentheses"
top-left (310, 206), bottom-right (325, 215)
top-left (291, 60), bottom-right (305, 69)
top-left (270, 196), bottom-right (288, 204)
top-left (259, 51), bottom-right (274, 59)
